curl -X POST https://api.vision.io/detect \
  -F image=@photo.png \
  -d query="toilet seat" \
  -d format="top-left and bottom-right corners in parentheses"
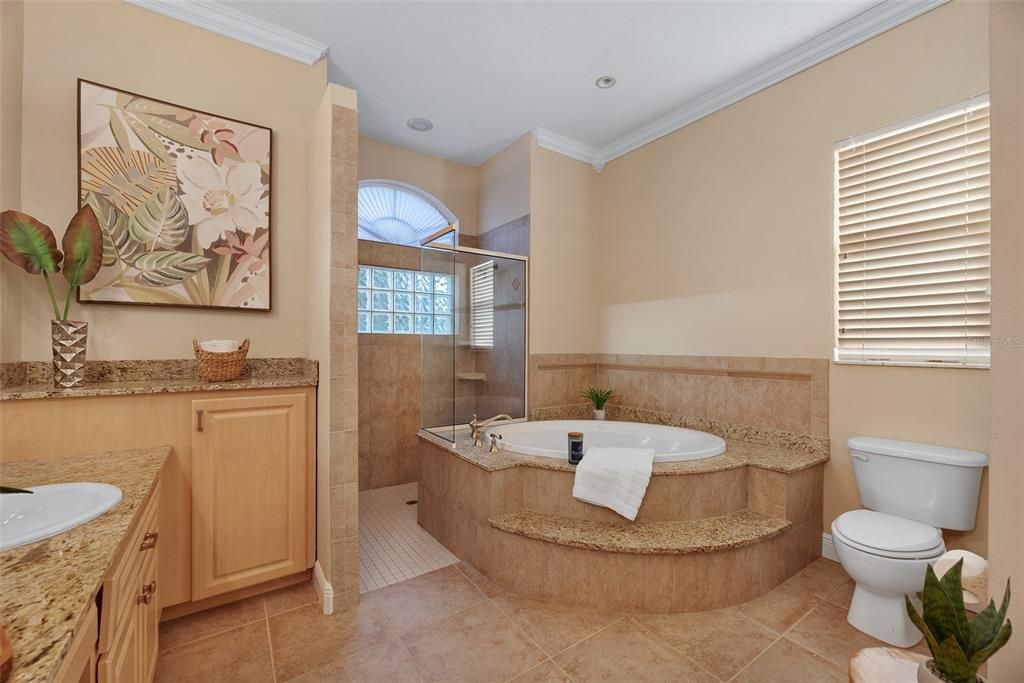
top-left (833, 510), bottom-right (944, 560)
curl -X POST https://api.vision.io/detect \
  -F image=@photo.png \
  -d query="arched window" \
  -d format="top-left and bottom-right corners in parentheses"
top-left (357, 180), bottom-right (457, 246)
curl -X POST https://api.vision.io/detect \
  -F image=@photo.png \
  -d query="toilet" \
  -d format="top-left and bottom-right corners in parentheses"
top-left (832, 436), bottom-right (987, 647)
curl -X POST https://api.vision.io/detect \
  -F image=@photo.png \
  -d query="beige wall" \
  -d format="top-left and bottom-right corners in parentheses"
top-left (529, 144), bottom-right (601, 354)
top-left (590, 1), bottom-right (992, 550)
top-left (988, 0), bottom-right (1024, 676)
top-left (480, 134), bottom-right (531, 233)
top-left (13, 0), bottom-right (327, 360)
top-left (358, 136), bottom-right (479, 236)
top-left (0, 0), bottom-right (23, 361)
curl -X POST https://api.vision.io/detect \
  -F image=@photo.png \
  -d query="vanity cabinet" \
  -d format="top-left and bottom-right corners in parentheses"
top-left (191, 393), bottom-right (310, 600)
top-left (98, 481), bottom-right (161, 683)
top-left (54, 604), bottom-right (98, 683)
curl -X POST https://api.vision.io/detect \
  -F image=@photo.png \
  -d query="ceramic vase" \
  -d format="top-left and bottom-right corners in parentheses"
top-left (593, 409), bottom-right (606, 420)
top-left (51, 320), bottom-right (88, 388)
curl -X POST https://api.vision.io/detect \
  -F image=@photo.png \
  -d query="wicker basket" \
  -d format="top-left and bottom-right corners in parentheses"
top-left (193, 339), bottom-right (250, 382)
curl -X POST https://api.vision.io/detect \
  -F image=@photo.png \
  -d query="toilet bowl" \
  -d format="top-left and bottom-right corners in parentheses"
top-left (832, 509), bottom-right (945, 647)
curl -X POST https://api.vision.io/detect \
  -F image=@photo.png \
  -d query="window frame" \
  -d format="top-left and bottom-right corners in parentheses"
top-left (832, 95), bottom-right (991, 369)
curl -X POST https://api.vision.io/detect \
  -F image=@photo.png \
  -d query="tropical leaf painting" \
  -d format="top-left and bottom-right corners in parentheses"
top-left (77, 80), bottom-right (272, 310)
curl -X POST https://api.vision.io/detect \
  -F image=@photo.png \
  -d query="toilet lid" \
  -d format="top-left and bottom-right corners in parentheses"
top-left (834, 510), bottom-right (944, 555)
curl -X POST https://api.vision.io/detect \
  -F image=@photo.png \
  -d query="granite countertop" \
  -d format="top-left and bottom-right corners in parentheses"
top-left (419, 430), bottom-right (828, 476)
top-left (0, 447), bottom-right (169, 683)
top-left (489, 509), bottom-right (791, 554)
top-left (0, 358), bottom-right (317, 401)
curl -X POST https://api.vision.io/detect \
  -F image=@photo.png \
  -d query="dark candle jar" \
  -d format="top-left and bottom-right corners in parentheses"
top-left (568, 431), bottom-right (584, 465)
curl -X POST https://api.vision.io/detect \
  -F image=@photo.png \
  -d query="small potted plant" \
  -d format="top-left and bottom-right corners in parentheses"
top-left (581, 387), bottom-right (615, 420)
top-left (906, 559), bottom-right (1012, 683)
top-left (1, 207), bottom-right (103, 388)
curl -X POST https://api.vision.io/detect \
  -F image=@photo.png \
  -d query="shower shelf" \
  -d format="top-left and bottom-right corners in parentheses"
top-left (456, 372), bottom-right (487, 382)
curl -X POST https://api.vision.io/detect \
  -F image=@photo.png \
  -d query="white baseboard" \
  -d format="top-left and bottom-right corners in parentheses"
top-left (821, 532), bottom-right (839, 562)
top-left (313, 560), bottom-right (334, 615)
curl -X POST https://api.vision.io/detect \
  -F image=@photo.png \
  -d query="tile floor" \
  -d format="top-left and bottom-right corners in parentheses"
top-left (358, 483), bottom-right (458, 593)
top-left (155, 556), bottom-right (928, 682)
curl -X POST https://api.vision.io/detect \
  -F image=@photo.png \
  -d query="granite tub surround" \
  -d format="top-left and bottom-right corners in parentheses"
top-left (0, 358), bottom-right (317, 400)
top-left (0, 446), bottom-right (169, 683)
top-left (417, 431), bottom-right (826, 612)
top-left (529, 353), bottom-right (829, 456)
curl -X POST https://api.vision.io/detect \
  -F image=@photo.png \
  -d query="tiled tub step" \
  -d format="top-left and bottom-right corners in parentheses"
top-left (488, 508), bottom-right (790, 555)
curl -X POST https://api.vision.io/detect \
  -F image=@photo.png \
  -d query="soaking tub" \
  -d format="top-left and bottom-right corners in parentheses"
top-left (483, 420), bottom-right (726, 463)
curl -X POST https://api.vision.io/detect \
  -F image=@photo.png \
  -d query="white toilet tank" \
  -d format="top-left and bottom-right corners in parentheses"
top-left (849, 436), bottom-right (987, 530)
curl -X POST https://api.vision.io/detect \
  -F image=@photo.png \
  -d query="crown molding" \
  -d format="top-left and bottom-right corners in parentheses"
top-left (126, 0), bottom-right (328, 65)
top-left (539, 0), bottom-right (947, 172)
top-left (533, 128), bottom-right (604, 172)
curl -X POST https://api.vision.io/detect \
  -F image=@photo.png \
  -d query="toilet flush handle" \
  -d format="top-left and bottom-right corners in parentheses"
top-left (851, 452), bottom-right (869, 462)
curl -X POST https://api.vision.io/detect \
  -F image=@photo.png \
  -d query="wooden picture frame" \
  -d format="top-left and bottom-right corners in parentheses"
top-left (77, 79), bottom-right (273, 311)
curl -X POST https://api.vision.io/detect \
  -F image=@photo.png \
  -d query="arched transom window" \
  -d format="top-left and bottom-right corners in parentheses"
top-left (357, 180), bottom-right (456, 246)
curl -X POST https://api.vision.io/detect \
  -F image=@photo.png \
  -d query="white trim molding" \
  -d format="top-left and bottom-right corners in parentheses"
top-left (822, 532), bottom-right (839, 563)
top-left (313, 560), bottom-right (335, 614)
top-left (542, 0), bottom-right (948, 172)
top-left (127, 0), bottom-right (329, 65)
top-left (533, 128), bottom-right (604, 172)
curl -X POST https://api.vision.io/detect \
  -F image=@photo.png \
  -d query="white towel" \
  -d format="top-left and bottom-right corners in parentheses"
top-left (572, 447), bottom-right (655, 521)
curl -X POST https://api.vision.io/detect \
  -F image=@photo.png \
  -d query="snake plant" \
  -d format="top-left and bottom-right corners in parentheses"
top-left (906, 559), bottom-right (1012, 683)
top-left (0, 207), bottom-right (102, 320)
top-left (581, 387), bottom-right (616, 410)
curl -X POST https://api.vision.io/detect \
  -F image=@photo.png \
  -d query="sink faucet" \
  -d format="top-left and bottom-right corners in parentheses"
top-left (469, 414), bottom-right (514, 448)
top-left (1, 486), bottom-right (33, 494)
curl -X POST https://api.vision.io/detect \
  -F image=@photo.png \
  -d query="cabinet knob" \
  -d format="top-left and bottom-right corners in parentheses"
top-left (137, 580), bottom-right (157, 604)
top-left (140, 531), bottom-right (159, 551)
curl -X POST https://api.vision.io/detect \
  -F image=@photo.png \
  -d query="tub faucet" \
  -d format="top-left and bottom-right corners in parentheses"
top-left (469, 413), bottom-right (514, 448)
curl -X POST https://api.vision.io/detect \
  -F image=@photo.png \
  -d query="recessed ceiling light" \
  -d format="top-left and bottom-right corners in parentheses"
top-left (407, 117), bottom-right (434, 132)
top-left (595, 76), bottom-right (616, 89)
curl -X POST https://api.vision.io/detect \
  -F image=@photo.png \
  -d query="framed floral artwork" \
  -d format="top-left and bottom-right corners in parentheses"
top-left (76, 79), bottom-right (272, 311)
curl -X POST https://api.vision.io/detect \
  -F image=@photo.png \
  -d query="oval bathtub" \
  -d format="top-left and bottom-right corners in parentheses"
top-left (483, 420), bottom-right (726, 463)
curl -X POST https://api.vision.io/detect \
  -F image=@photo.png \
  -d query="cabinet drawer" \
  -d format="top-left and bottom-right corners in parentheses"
top-left (99, 482), bottom-right (160, 655)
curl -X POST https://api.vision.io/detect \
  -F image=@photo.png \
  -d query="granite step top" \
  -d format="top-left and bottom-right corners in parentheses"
top-left (488, 509), bottom-right (791, 555)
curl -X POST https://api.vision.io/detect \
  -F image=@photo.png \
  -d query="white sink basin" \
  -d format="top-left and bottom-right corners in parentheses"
top-left (0, 483), bottom-right (123, 550)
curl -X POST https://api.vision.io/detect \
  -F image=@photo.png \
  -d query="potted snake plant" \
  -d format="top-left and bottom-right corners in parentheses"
top-left (906, 559), bottom-right (1012, 683)
top-left (0, 207), bottom-right (103, 388)
top-left (581, 387), bottom-right (616, 420)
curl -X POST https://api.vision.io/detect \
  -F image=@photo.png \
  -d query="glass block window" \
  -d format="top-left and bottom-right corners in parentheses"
top-left (358, 265), bottom-right (454, 335)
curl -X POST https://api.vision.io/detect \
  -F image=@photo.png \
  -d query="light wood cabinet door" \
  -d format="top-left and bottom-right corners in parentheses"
top-left (138, 551), bottom-right (159, 682)
top-left (97, 602), bottom-right (140, 683)
top-left (56, 604), bottom-right (97, 683)
top-left (191, 394), bottom-right (308, 600)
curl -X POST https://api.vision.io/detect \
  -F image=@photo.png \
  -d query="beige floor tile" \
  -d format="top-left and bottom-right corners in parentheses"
top-left (287, 637), bottom-right (420, 683)
top-left (373, 565), bottom-right (487, 635)
top-left (402, 601), bottom-right (547, 682)
top-left (509, 659), bottom-right (575, 683)
top-left (159, 595), bottom-right (267, 652)
top-left (733, 638), bottom-right (846, 683)
top-left (268, 597), bottom-right (392, 681)
top-left (634, 608), bottom-right (778, 681)
top-left (492, 594), bottom-right (621, 657)
top-left (824, 578), bottom-right (856, 609)
top-left (786, 601), bottom-right (887, 666)
top-left (155, 621), bottom-right (274, 683)
top-left (264, 580), bottom-right (318, 617)
top-left (735, 580), bottom-right (820, 634)
top-left (456, 560), bottom-right (506, 598)
top-left (554, 618), bottom-right (717, 683)
top-left (784, 557), bottom-right (850, 598)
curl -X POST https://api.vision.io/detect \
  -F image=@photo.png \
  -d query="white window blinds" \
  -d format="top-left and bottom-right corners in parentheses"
top-left (470, 261), bottom-right (495, 348)
top-left (834, 97), bottom-right (991, 367)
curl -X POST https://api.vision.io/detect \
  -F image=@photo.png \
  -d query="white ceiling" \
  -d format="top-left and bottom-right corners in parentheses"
top-left (206, 1), bottom-right (917, 167)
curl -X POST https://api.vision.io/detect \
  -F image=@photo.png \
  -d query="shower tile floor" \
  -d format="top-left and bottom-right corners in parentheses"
top-left (357, 482), bottom-right (458, 593)
top-left (156, 557), bottom-right (931, 682)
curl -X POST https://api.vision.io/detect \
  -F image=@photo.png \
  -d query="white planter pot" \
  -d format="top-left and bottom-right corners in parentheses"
top-left (593, 409), bottom-right (605, 420)
top-left (918, 660), bottom-right (986, 683)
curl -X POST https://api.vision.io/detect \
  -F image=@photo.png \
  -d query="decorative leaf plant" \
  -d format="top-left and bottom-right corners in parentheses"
top-left (581, 387), bottom-right (616, 410)
top-left (0, 207), bottom-right (103, 321)
top-left (906, 559), bottom-right (1012, 683)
